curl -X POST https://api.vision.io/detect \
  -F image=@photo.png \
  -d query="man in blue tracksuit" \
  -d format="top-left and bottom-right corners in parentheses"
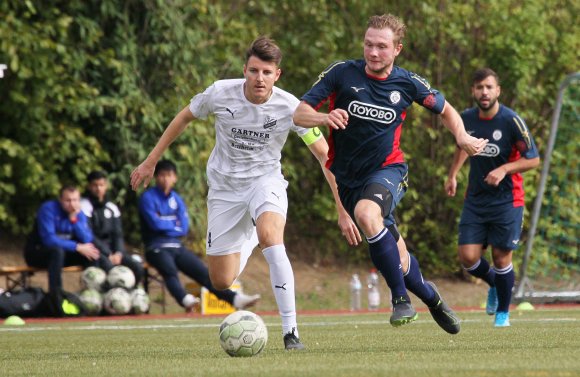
top-left (24, 185), bottom-right (103, 292)
top-left (138, 160), bottom-right (259, 311)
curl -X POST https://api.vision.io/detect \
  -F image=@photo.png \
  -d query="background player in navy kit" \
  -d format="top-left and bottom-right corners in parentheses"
top-left (294, 14), bottom-right (487, 333)
top-left (445, 68), bottom-right (539, 327)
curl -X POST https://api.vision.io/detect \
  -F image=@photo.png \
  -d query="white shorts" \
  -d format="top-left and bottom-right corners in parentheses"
top-left (206, 173), bottom-right (288, 256)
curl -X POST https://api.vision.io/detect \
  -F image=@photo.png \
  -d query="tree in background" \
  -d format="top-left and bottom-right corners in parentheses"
top-left (0, 0), bottom-right (577, 273)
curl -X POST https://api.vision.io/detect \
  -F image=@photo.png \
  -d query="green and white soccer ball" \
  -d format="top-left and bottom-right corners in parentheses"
top-left (81, 266), bottom-right (107, 291)
top-left (130, 288), bottom-right (150, 314)
top-left (219, 310), bottom-right (268, 357)
top-left (103, 287), bottom-right (132, 315)
top-left (107, 265), bottom-right (136, 290)
top-left (79, 289), bottom-right (103, 315)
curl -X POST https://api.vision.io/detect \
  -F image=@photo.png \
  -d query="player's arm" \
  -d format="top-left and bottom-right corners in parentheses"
top-left (439, 101), bottom-right (488, 156)
top-left (484, 156), bottom-right (540, 187)
top-left (130, 106), bottom-right (196, 190)
top-left (444, 147), bottom-right (469, 197)
top-left (303, 129), bottom-right (361, 246)
top-left (293, 101), bottom-right (349, 130)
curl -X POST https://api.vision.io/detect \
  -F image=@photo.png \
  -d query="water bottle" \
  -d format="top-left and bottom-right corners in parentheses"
top-left (367, 269), bottom-right (380, 310)
top-left (350, 274), bottom-right (362, 311)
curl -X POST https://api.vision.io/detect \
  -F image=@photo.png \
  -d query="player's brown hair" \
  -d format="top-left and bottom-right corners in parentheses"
top-left (367, 14), bottom-right (407, 45)
top-left (245, 36), bottom-right (282, 66)
top-left (472, 68), bottom-right (500, 86)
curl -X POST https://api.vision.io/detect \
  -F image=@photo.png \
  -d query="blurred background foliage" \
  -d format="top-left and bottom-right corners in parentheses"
top-left (0, 0), bottom-right (578, 274)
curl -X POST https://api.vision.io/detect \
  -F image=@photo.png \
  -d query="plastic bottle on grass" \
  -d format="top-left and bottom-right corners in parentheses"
top-left (350, 274), bottom-right (362, 311)
top-left (367, 269), bottom-right (380, 310)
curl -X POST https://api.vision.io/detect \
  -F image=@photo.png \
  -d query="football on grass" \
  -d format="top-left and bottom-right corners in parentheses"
top-left (219, 310), bottom-right (268, 357)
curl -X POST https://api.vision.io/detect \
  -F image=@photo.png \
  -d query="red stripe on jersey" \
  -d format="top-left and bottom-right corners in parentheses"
top-left (325, 92), bottom-right (338, 170)
top-left (509, 147), bottom-right (525, 207)
top-left (382, 111), bottom-right (406, 166)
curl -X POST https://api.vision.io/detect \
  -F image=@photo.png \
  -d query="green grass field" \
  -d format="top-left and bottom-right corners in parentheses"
top-left (1, 308), bottom-right (579, 377)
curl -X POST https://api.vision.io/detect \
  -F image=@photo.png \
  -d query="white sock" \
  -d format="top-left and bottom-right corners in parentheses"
top-left (239, 229), bottom-right (259, 276)
top-left (262, 244), bottom-right (298, 337)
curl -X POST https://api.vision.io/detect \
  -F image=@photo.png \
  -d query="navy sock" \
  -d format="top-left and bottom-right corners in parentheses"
top-left (404, 253), bottom-right (437, 307)
top-left (465, 258), bottom-right (496, 287)
top-left (367, 228), bottom-right (409, 303)
top-left (494, 264), bottom-right (514, 313)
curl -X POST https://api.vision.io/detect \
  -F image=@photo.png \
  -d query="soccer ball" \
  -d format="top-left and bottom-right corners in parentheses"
top-left (79, 289), bottom-right (103, 315)
top-left (103, 287), bottom-right (132, 315)
top-left (219, 310), bottom-right (268, 357)
top-left (107, 265), bottom-right (136, 290)
top-left (81, 267), bottom-right (107, 291)
top-left (130, 288), bottom-right (150, 314)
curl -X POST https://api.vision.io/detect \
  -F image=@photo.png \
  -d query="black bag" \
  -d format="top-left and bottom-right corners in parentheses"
top-left (0, 287), bottom-right (47, 318)
top-left (41, 289), bottom-right (88, 317)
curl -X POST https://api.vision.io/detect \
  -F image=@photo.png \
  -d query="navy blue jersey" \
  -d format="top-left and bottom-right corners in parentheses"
top-left (461, 105), bottom-right (539, 207)
top-left (301, 60), bottom-right (445, 188)
top-left (138, 186), bottom-right (189, 249)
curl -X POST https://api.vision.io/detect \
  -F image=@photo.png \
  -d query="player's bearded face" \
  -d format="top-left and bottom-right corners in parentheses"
top-left (363, 27), bottom-right (402, 78)
top-left (243, 56), bottom-right (281, 104)
top-left (472, 76), bottom-right (501, 112)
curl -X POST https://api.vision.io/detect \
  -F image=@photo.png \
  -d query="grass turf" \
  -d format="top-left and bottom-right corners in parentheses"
top-left (1, 309), bottom-right (579, 377)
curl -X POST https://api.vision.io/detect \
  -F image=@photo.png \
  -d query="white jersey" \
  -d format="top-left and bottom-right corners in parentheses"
top-left (189, 79), bottom-right (310, 190)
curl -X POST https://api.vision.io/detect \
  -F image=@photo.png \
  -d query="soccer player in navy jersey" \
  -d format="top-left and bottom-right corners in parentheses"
top-left (445, 68), bottom-right (540, 327)
top-left (294, 14), bottom-right (487, 333)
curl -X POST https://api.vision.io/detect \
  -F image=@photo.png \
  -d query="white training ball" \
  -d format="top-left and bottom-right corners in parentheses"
top-left (219, 310), bottom-right (268, 357)
top-left (81, 267), bottom-right (107, 291)
top-left (107, 265), bottom-right (136, 290)
top-left (79, 289), bottom-right (103, 316)
top-left (103, 287), bottom-right (132, 315)
top-left (130, 288), bottom-right (150, 315)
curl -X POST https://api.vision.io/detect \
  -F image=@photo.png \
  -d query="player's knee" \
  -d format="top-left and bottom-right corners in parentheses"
top-left (209, 271), bottom-right (235, 291)
top-left (458, 251), bottom-right (479, 268)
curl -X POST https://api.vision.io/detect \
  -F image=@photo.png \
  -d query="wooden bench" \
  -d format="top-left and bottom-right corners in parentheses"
top-left (0, 263), bottom-right (169, 314)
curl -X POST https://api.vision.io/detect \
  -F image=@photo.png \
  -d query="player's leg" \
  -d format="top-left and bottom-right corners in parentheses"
top-left (458, 204), bottom-right (497, 315)
top-left (489, 206), bottom-right (523, 327)
top-left (251, 176), bottom-right (304, 350)
top-left (145, 247), bottom-right (199, 310)
top-left (388, 225), bottom-right (460, 334)
top-left (352, 167), bottom-right (416, 327)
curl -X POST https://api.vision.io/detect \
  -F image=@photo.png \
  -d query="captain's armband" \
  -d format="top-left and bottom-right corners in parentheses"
top-left (300, 127), bottom-right (323, 145)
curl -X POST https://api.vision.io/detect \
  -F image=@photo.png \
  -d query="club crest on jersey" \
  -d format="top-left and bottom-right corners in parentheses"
top-left (348, 101), bottom-right (396, 125)
top-left (263, 115), bottom-right (277, 130)
top-left (493, 130), bottom-right (502, 140)
top-left (168, 197), bottom-right (178, 210)
top-left (480, 143), bottom-right (500, 157)
top-left (389, 91), bottom-right (401, 104)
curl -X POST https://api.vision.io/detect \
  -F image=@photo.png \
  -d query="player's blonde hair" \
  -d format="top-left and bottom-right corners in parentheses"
top-left (367, 14), bottom-right (406, 45)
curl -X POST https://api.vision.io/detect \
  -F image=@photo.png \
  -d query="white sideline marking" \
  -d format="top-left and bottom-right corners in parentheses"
top-left (0, 316), bottom-right (577, 333)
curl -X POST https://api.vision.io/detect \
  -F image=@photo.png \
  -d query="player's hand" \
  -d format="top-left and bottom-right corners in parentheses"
top-left (457, 132), bottom-right (488, 156)
top-left (130, 160), bottom-right (156, 191)
top-left (325, 109), bottom-right (349, 130)
top-left (109, 252), bottom-right (123, 265)
top-left (77, 243), bottom-right (100, 261)
top-left (444, 176), bottom-right (457, 197)
top-left (338, 212), bottom-right (361, 246)
top-left (484, 166), bottom-right (507, 186)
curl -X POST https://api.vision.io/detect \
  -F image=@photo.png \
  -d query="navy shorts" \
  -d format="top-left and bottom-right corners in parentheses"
top-left (458, 203), bottom-right (524, 251)
top-left (338, 164), bottom-right (408, 227)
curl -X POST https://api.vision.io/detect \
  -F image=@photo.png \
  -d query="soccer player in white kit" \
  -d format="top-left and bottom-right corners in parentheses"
top-left (131, 36), bottom-right (357, 350)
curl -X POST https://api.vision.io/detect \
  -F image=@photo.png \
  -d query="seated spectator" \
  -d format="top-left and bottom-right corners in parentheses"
top-left (24, 185), bottom-right (103, 292)
top-left (138, 159), bottom-right (260, 311)
top-left (81, 170), bottom-right (144, 284)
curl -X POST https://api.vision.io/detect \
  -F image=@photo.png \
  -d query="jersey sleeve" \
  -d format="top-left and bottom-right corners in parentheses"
top-left (189, 83), bottom-right (217, 119)
top-left (408, 71), bottom-right (446, 114)
top-left (510, 114), bottom-right (539, 159)
top-left (300, 61), bottom-right (345, 109)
